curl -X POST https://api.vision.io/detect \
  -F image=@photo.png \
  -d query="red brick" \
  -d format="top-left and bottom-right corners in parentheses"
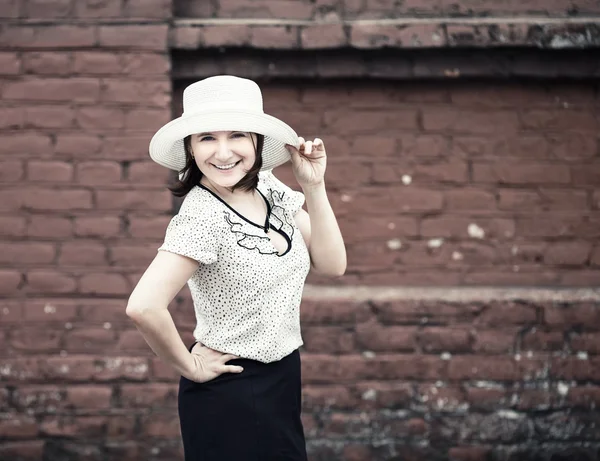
top-left (567, 386), bottom-right (600, 409)
top-left (28, 216), bottom-right (72, 238)
top-left (0, 52), bottom-right (21, 74)
top-left (98, 25), bottom-right (168, 50)
top-left (472, 329), bottom-right (517, 354)
top-left (79, 273), bottom-right (130, 295)
top-left (448, 446), bottom-right (492, 461)
top-left (571, 164), bottom-right (600, 185)
top-left (23, 300), bottom-right (78, 321)
top-left (120, 383), bottom-right (177, 408)
top-left (101, 79), bottom-right (170, 106)
top-left (55, 134), bottom-right (102, 156)
top-left (350, 24), bottom-right (403, 48)
top-left (473, 162), bottom-right (570, 184)
top-left (77, 107), bottom-right (125, 129)
top-left (221, 0), bottom-right (314, 18)
top-left (23, 52), bottom-right (71, 75)
top-left (0, 0), bottom-right (20, 18)
top-left (10, 385), bottom-right (63, 410)
top-left (73, 51), bottom-right (122, 74)
top-left (421, 217), bottom-right (515, 239)
top-left (109, 244), bottom-right (156, 266)
top-left (116, 329), bottom-right (149, 351)
top-left (415, 161), bottom-right (468, 183)
top-left (128, 215), bottom-right (170, 238)
top-left (27, 270), bottom-right (76, 294)
top-left (150, 356), bottom-right (179, 381)
top-left (422, 109), bottom-right (519, 134)
top-left (544, 241), bottom-right (591, 265)
top-left (0, 440), bottom-right (46, 461)
top-left (448, 356), bottom-right (520, 381)
top-left (5, 25), bottom-right (96, 48)
top-left (10, 327), bottom-right (62, 351)
top-left (561, 270), bottom-right (600, 286)
top-left (74, 0), bottom-right (121, 17)
top-left (350, 135), bottom-right (396, 157)
top-left (250, 26), bottom-right (300, 49)
top-left (96, 190), bottom-right (171, 211)
top-left (200, 25), bottom-right (252, 47)
top-left (0, 242), bottom-right (56, 264)
top-left (338, 215), bottom-right (418, 245)
top-left (24, 0), bottom-right (72, 17)
top-left (76, 161), bottom-right (121, 184)
top-left (0, 133), bottom-right (52, 157)
top-left (140, 413), bottom-right (180, 437)
top-left (170, 25), bottom-right (203, 49)
top-left (498, 189), bottom-right (589, 211)
top-left (463, 270), bottom-right (559, 285)
top-left (122, 53), bottom-right (170, 75)
top-left (303, 385), bottom-right (357, 410)
top-left (301, 24), bottom-right (346, 49)
top-left (25, 105), bottom-right (75, 128)
top-left (324, 109), bottom-right (416, 132)
top-left (445, 188), bottom-right (496, 210)
top-left (22, 188), bottom-right (92, 210)
top-left (125, 108), bottom-right (170, 130)
top-left (475, 301), bottom-right (538, 326)
top-left (302, 326), bottom-right (355, 353)
top-left (324, 161), bottom-right (371, 187)
top-left (591, 246), bottom-right (600, 266)
top-left (101, 135), bottom-right (150, 160)
top-left (3, 78), bottom-right (100, 102)
top-left (551, 356), bottom-right (600, 381)
top-left (571, 333), bottom-right (600, 355)
top-left (66, 386), bottom-right (113, 409)
top-left (0, 216), bottom-right (26, 237)
top-left (355, 320), bottom-right (416, 352)
top-left (27, 160), bottom-right (73, 182)
top-left (550, 133), bottom-right (598, 160)
top-left (124, 0), bottom-right (171, 17)
top-left (0, 415), bottom-right (38, 438)
top-left (128, 161), bottom-right (169, 184)
top-left (74, 217), bottom-right (121, 238)
top-left (0, 160), bottom-right (24, 181)
top-left (520, 110), bottom-right (597, 132)
top-left (107, 415), bottom-right (137, 439)
top-left (417, 384), bottom-right (466, 411)
top-left (0, 107), bottom-right (25, 129)
top-left (545, 303), bottom-right (600, 330)
top-left (64, 327), bottom-right (115, 351)
top-left (418, 327), bottom-right (472, 353)
top-left (41, 416), bottom-right (108, 437)
top-left (59, 242), bottom-right (107, 266)
top-left (78, 299), bottom-right (128, 323)
top-left (517, 215), bottom-right (600, 238)
top-left (521, 330), bottom-right (564, 351)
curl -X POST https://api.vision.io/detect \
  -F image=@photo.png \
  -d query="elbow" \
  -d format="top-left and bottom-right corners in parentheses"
top-left (125, 297), bottom-right (155, 321)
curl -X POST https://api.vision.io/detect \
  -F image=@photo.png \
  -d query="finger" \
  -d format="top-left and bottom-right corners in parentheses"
top-left (314, 138), bottom-right (324, 150)
top-left (220, 354), bottom-right (240, 363)
top-left (220, 364), bottom-right (244, 374)
top-left (304, 141), bottom-right (313, 155)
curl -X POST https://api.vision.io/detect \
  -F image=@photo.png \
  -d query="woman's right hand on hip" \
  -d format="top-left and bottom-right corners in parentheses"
top-left (184, 343), bottom-right (244, 383)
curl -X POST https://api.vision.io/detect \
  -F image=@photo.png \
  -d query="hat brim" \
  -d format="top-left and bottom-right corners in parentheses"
top-left (149, 109), bottom-right (299, 172)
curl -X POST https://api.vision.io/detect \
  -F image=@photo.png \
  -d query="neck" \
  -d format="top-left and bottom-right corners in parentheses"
top-left (200, 178), bottom-right (253, 201)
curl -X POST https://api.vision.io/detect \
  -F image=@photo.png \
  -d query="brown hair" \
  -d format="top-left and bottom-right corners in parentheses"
top-left (167, 133), bottom-right (265, 197)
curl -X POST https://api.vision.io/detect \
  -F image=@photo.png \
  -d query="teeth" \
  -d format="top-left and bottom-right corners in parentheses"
top-left (214, 162), bottom-right (236, 170)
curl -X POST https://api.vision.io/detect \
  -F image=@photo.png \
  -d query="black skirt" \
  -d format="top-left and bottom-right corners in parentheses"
top-left (178, 343), bottom-right (308, 461)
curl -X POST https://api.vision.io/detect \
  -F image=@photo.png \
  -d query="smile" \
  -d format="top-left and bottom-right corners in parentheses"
top-left (213, 161), bottom-right (240, 170)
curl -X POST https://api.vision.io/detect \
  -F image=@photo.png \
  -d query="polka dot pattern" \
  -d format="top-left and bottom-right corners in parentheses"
top-left (158, 171), bottom-right (311, 363)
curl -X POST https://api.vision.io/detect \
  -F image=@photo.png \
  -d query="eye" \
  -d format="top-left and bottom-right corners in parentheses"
top-left (198, 135), bottom-right (214, 142)
top-left (231, 132), bottom-right (247, 138)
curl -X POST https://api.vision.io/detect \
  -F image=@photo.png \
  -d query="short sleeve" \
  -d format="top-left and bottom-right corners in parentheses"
top-left (158, 214), bottom-right (219, 264)
top-left (262, 170), bottom-right (305, 216)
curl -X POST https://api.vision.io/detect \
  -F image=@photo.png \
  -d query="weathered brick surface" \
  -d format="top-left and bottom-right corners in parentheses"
top-left (1, 1), bottom-right (600, 461)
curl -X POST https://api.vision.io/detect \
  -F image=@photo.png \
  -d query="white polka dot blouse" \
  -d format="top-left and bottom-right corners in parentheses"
top-left (158, 170), bottom-right (311, 363)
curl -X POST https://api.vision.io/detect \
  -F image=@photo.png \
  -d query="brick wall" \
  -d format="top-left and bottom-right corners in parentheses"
top-left (1, 0), bottom-right (600, 460)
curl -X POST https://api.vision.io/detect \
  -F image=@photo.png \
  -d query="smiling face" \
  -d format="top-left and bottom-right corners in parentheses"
top-left (190, 130), bottom-right (258, 189)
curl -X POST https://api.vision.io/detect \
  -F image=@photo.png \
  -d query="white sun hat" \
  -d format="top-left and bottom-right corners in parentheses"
top-left (149, 75), bottom-right (299, 172)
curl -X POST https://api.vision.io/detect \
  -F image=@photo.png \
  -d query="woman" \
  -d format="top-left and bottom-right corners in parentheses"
top-left (126, 75), bottom-right (346, 460)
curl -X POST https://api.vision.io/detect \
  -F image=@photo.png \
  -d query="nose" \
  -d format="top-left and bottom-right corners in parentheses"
top-left (214, 138), bottom-right (233, 162)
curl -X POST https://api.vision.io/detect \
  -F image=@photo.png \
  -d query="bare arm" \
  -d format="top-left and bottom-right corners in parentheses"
top-left (294, 183), bottom-right (346, 277)
top-left (126, 250), bottom-right (199, 378)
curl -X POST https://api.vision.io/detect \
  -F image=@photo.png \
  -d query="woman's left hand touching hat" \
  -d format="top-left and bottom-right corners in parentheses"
top-left (286, 137), bottom-right (327, 189)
